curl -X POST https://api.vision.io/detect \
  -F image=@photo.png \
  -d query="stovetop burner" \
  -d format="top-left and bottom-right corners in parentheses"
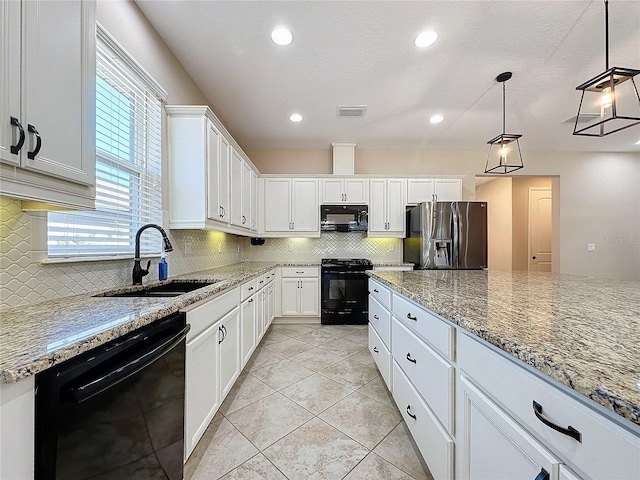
top-left (321, 258), bottom-right (373, 269)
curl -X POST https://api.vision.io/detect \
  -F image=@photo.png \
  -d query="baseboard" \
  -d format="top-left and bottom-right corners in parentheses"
top-left (272, 317), bottom-right (321, 325)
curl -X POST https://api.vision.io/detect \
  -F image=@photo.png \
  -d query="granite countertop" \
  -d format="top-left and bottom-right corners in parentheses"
top-left (0, 262), bottom-right (278, 384)
top-left (368, 269), bottom-right (640, 426)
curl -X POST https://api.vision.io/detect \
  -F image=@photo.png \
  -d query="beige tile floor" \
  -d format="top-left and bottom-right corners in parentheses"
top-left (185, 323), bottom-right (433, 480)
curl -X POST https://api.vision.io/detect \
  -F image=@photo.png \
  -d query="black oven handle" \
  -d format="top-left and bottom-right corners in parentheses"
top-left (65, 324), bottom-right (190, 404)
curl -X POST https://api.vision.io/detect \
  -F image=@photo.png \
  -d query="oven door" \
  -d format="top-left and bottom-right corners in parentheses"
top-left (321, 270), bottom-right (369, 313)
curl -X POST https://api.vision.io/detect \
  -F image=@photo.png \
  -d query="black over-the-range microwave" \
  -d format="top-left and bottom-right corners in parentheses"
top-left (320, 205), bottom-right (368, 232)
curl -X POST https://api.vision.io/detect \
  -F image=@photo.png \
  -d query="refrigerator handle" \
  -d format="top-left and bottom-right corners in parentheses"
top-left (452, 202), bottom-right (459, 268)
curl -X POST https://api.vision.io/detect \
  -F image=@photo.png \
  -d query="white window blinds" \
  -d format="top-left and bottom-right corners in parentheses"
top-left (48, 27), bottom-right (166, 259)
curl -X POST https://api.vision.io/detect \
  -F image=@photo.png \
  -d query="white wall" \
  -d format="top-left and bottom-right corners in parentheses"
top-left (476, 178), bottom-right (513, 272)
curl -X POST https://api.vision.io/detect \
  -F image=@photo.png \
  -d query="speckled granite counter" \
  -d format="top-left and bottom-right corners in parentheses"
top-left (368, 269), bottom-right (640, 426)
top-left (0, 262), bottom-right (278, 383)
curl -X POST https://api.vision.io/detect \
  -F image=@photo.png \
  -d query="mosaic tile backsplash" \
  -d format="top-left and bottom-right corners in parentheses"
top-left (1, 197), bottom-right (402, 310)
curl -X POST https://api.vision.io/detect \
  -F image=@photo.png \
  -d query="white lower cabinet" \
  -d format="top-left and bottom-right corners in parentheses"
top-left (240, 295), bottom-right (256, 366)
top-left (459, 375), bottom-right (562, 480)
top-left (218, 307), bottom-right (241, 401)
top-left (368, 324), bottom-right (392, 389)
top-left (393, 362), bottom-right (454, 480)
top-left (280, 267), bottom-right (320, 317)
top-left (185, 319), bottom-right (221, 457)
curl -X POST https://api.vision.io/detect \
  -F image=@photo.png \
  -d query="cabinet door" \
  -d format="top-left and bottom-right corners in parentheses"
top-left (407, 179), bottom-right (435, 205)
top-left (368, 179), bottom-right (387, 233)
top-left (459, 376), bottom-right (562, 480)
top-left (344, 178), bottom-right (368, 204)
top-left (230, 149), bottom-right (244, 226)
top-left (185, 322), bottom-right (220, 458)
top-left (321, 178), bottom-right (344, 203)
top-left (291, 178), bottom-right (318, 232)
top-left (267, 284), bottom-right (275, 327)
top-left (256, 289), bottom-right (265, 339)
top-left (22, 0), bottom-right (94, 185)
top-left (241, 161), bottom-right (252, 228)
top-left (434, 179), bottom-right (462, 202)
top-left (0, 0), bottom-right (21, 167)
top-left (241, 297), bottom-right (256, 366)
top-left (219, 136), bottom-right (230, 221)
top-left (264, 178), bottom-right (291, 232)
top-left (281, 278), bottom-right (301, 316)
top-left (206, 121), bottom-right (224, 222)
top-left (300, 277), bottom-right (319, 316)
top-left (218, 307), bottom-right (240, 399)
top-left (386, 179), bottom-right (406, 234)
top-left (250, 170), bottom-right (258, 231)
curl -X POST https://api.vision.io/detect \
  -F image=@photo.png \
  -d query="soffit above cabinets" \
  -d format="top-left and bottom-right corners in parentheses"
top-left (135, 1), bottom-right (640, 153)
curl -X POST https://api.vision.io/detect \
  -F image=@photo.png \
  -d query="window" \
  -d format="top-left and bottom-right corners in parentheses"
top-left (48, 26), bottom-right (167, 259)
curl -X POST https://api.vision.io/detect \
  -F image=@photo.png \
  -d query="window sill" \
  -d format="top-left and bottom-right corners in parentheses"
top-left (42, 254), bottom-right (160, 265)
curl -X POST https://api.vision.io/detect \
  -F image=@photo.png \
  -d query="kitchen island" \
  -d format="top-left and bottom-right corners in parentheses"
top-left (367, 268), bottom-right (639, 480)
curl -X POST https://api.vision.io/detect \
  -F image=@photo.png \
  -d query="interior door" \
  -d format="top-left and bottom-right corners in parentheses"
top-left (528, 188), bottom-right (552, 272)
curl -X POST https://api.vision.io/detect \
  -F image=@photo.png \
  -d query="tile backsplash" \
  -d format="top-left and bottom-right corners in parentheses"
top-left (0, 198), bottom-right (243, 310)
top-left (1, 197), bottom-right (403, 310)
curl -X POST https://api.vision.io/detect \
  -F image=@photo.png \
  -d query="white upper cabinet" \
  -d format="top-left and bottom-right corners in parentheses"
top-left (166, 106), bottom-right (258, 235)
top-left (264, 178), bottom-right (319, 236)
top-left (321, 177), bottom-right (368, 204)
top-left (207, 125), bottom-right (229, 224)
top-left (0, 0), bottom-right (95, 209)
top-left (369, 178), bottom-right (406, 237)
top-left (406, 178), bottom-right (462, 204)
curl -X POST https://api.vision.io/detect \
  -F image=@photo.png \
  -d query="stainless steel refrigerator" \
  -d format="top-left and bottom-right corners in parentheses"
top-left (404, 202), bottom-right (487, 269)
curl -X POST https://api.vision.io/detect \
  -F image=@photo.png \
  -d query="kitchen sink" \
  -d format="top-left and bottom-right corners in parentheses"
top-left (97, 281), bottom-right (216, 298)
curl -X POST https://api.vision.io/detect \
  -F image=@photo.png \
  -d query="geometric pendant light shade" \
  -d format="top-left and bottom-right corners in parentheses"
top-left (484, 72), bottom-right (524, 174)
top-left (573, 0), bottom-right (640, 137)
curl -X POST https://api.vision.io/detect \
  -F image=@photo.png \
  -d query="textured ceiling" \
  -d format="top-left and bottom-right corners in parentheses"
top-left (135, 1), bottom-right (640, 153)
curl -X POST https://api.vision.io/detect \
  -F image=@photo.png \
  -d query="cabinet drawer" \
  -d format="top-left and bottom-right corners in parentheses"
top-left (184, 287), bottom-right (240, 339)
top-left (369, 324), bottom-right (392, 391)
top-left (263, 270), bottom-right (275, 284)
top-left (459, 333), bottom-right (640, 480)
top-left (255, 274), bottom-right (267, 291)
top-left (369, 278), bottom-right (391, 310)
top-left (393, 293), bottom-right (454, 360)
top-left (241, 279), bottom-right (257, 300)
top-left (393, 362), bottom-right (454, 480)
top-left (281, 266), bottom-right (319, 277)
top-left (392, 318), bottom-right (454, 434)
top-left (369, 296), bottom-right (391, 349)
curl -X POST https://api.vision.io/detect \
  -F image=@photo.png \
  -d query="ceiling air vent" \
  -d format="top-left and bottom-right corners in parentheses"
top-left (564, 113), bottom-right (601, 124)
top-left (337, 105), bottom-right (367, 117)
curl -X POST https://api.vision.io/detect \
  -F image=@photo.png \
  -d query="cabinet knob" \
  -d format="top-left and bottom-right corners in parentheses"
top-left (10, 117), bottom-right (25, 155)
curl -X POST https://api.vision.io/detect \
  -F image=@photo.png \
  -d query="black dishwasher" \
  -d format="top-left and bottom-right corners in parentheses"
top-left (35, 312), bottom-right (189, 480)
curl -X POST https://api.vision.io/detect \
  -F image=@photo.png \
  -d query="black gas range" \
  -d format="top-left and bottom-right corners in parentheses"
top-left (321, 258), bottom-right (373, 325)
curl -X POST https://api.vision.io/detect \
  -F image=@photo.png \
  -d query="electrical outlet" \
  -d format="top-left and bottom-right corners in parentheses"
top-left (184, 242), bottom-right (192, 255)
top-left (587, 243), bottom-right (596, 252)
top-left (288, 243), bottom-right (294, 252)
top-left (217, 243), bottom-right (222, 254)
top-left (237, 244), bottom-right (242, 253)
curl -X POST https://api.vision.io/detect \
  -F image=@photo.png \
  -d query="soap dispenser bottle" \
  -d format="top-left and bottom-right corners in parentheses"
top-left (159, 251), bottom-right (168, 281)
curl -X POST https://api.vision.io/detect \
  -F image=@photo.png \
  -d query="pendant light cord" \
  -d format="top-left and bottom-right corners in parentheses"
top-left (502, 81), bottom-right (506, 135)
top-left (605, 0), bottom-right (609, 69)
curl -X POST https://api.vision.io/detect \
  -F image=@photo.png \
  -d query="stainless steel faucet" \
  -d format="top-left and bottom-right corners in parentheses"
top-left (132, 224), bottom-right (173, 285)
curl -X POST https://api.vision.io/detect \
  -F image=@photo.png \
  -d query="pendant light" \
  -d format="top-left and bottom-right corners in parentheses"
top-left (573, 0), bottom-right (640, 137)
top-left (484, 72), bottom-right (524, 175)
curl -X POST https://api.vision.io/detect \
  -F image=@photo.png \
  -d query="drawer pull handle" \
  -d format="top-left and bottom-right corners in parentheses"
top-left (296, 271), bottom-right (304, 274)
top-left (373, 289), bottom-right (379, 293)
top-left (27, 124), bottom-right (42, 160)
top-left (248, 287), bottom-right (254, 290)
top-left (532, 401), bottom-right (582, 443)
top-left (406, 405), bottom-right (417, 420)
top-left (373, 346), bottom-right (378, 353)
top-left (534, 468), bottom-right (549, 480)
top-left (407, 313), bottom-right (417, 321)
top-left (406, 353), bottom-right (417, 364)
top-left (373, 314), bottom-right (379, 320)
top-left (248, 298), bottom-right (253, 303)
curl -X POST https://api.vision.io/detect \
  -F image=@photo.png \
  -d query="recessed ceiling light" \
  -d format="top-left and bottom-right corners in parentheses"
top-left (289, 113), bottom-right (303, 123)
top-left (271, 27), bottom-right (293, 46)
top-left (430, 114), bottom-right (444, 124)
top-left (415, 30), bottom-right (438, 48)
